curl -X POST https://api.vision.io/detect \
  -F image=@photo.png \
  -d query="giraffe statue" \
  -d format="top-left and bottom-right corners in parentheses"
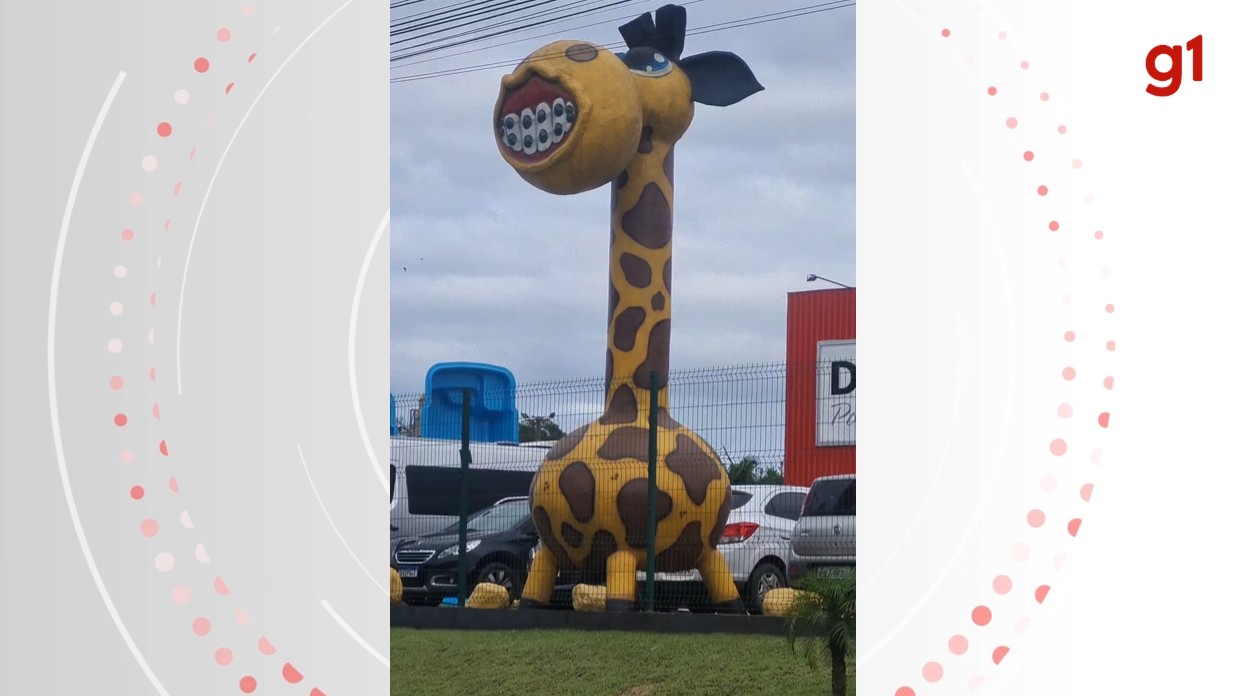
top-left (493, 4), bottom-right (763, 613)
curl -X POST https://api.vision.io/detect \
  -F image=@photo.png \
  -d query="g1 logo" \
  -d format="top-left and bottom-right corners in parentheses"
top-left (1146, 35), bottom-right (1203, 97)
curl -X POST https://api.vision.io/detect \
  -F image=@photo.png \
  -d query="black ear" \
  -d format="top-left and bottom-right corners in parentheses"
top-left (619, 13), bottom-right (657, 50)
top-left (679, 51), bottom-right (764, 107)
top-left (653, 4), bottom-right (687, 61)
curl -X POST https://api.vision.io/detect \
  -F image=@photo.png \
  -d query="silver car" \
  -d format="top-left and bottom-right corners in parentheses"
top-left (642, 484), bottom-right (809, 613)
top-left (787, 474), bottom-right (856, 582)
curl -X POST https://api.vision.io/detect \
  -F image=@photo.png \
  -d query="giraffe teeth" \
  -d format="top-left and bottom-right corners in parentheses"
top-left (535, 101), bottom-right (552, 152)
top-left (551, 98), bottom-right (573, 142)
top-left (520, 107), bottom-right (537, 155)
top-left (551, 98), bottom-right (567, 144)
top-left (502, 112), bottom-right (521, 151)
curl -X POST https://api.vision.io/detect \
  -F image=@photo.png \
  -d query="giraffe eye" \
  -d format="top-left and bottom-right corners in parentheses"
top-left (620, 48), bottom-right (673, 77)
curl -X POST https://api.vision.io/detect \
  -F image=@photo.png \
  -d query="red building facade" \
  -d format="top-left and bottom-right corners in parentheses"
top-left (784, 288), bottom-right (856, 486)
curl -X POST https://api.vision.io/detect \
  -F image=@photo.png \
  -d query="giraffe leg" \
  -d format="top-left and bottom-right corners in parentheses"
top-left (518, 545), bottom-right (558, 609)
top-left (604, 549), bottom-right (639, 612)
top-left (697, 548), bottom-right (747, 614)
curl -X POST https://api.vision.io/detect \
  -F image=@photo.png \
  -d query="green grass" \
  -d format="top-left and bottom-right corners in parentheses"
top-left (391, 628), bottom-right (855, 696)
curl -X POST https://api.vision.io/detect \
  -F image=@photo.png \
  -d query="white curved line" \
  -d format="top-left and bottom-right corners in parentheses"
top-left (297, 443), bottom-right (387, 594)
top-left (352, 211), bottom-right (391, 491)
top-left (176, 0), bottom-right (359, 395)
top-left (858, 162), bottom-right (1019, 666)
top-left (321, 599), bottom-right (389, 668)
top-left (49, 71), bottom-right (171, 696)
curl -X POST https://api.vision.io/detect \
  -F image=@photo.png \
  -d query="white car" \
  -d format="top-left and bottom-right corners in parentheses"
top-left (642, 484), bottom-right (809, 613)
top-left (719, 484), bottom-right (811, 612)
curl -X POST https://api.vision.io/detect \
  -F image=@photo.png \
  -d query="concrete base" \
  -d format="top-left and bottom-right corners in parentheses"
top-left (391, 604), bottom-right (786, 635)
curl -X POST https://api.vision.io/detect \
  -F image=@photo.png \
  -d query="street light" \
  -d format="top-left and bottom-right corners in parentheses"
top-left (806, 273), bottom-right (853, 289)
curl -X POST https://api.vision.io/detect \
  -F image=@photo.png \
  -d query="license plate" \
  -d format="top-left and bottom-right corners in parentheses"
top-left (399, 568), bottom-right (419, 578)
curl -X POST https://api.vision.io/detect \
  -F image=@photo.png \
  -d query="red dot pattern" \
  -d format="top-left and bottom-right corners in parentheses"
top-left (897, 15), bottom-right (1115, 693)
top-left (110, 12), bottom-right (327, 696)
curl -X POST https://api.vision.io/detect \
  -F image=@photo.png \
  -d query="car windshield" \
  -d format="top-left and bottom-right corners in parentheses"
top-left (437, 500), bottom-right (528, 535)
top-left (804, 479), bottom-right (856, 516)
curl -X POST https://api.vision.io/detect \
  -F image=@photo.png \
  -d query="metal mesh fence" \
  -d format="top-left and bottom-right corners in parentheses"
top-left (388, 359), bottom-right (855, 614)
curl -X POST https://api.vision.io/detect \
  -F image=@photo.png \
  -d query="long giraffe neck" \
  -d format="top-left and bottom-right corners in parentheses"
top-left (603, 127), bottom-right (675, 424)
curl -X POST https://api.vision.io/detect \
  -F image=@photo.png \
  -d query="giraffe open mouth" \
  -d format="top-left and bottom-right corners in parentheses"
top-left (497, 75), bottom-right (578, 163)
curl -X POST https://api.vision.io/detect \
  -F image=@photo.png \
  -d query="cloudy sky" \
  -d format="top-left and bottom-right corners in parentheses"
top-left (390, 0), bottom-right (855, 395)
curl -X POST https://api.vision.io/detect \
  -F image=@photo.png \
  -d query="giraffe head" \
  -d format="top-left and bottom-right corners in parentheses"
top-left (493, 4), bottom-right (763, 195)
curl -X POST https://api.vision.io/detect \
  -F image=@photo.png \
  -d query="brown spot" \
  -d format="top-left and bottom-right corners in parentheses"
top-left (708, 488), bottom-right (732, 546)
top-left (655, 521), bottom-right (704, 572)
top-left (608, 281), bottom-right (620, 320)
top-left (565, 43), bottom-right (599, 62)
top-left (617, 478), bottom-right (673, 548)
top-left (656, 408), bottom-right (680, 430)
top-left (613, 306), bottom-right (646, 352)
top-left (547, 424), bottom-right (589, 460)
top-left (605, 349), bottom-right (614, 390)
top-left (665, 434), bottom-right (722, 506)
top-left (634, 319), bottom-right (670, 390)
top-left (620, 183), bottom-right (671, 249)
top-left (611, 171), bottom-right (628, 212)
top-left (533, 506), bottom-right (572, 567)
top-left (619, 253), bottom-right (652, 288)
top-left (558, 461), bottom-right (596, 523)
top-left (663, 145), bottom-right (675, 185)
top-left (651, 292), bottom-right (665, 311)
top-left (561, 523), bottom-right (585, 548)
top-left (579, 529), bottom-right (619, 580)
top-left (602, 384), bottom-right (639, 425)
top-left (598, 427), bottom-right (648, 461)
top-left (662, 259), bottom-right (671, 292)
top-left (637, 126), bottom-right (653, 153)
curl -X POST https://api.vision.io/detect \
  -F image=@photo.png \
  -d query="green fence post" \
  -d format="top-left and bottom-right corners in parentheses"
top-left (457, 390), bottom-right (472, 608)
top-left (645, 371), bottom-right (659, 613)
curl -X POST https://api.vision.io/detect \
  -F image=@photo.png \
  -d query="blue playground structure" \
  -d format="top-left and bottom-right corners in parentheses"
top-left (391, 362), bottom-right (519, 443)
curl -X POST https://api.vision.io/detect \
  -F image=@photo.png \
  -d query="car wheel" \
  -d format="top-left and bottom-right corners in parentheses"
top-left (747, 562), bottom-right (786, 614)
top-left (475, 561), bottom-right (520, 600)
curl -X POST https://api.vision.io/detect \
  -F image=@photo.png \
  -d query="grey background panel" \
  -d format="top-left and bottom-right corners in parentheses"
top-left (2, 1), bottom-right (389, 693)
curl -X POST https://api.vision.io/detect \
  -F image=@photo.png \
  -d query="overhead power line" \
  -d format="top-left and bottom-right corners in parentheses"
top-left (393, 0), bottom-right (711, 69)
top-left (392, 0), bottom-right (640, 60)
top-left (392, 0), bottom-right (521, 29)
top-left (391, 0), bottom-right (854, 83)
top-left (392, 0), bottom-right (562, 43)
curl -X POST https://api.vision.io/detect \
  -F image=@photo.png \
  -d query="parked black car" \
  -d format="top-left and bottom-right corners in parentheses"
top-left (392, 497), bottom-right (540, 605)
top-left (392, 496), bottom-right (699, 610)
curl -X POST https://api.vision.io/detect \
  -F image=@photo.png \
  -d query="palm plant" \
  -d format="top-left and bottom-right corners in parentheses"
top-left (786, 570), bottom-right (856, 696)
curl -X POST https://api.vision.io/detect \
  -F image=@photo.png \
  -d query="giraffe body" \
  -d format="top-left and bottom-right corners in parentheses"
top-left (493, 5), bottom-right (763, 612)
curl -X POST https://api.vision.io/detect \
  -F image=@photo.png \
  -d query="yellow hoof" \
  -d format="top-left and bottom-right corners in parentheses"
top-left (466, 582), bottom-right (512, 609)
top-left (761, 588), bottom-right (810, 617)
top-left (389, 568), bottom-right (404, 606)
top-left (571, 584), bottom-right (607, 612)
